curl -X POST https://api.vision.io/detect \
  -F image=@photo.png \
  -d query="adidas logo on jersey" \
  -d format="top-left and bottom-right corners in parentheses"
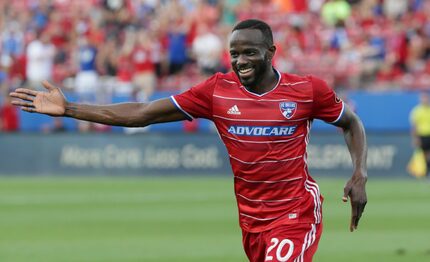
top-left (227, 105), bottom-right (241, 115)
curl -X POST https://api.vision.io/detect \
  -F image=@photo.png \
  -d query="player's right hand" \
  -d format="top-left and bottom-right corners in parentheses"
top-left (10, 80), bottom-right (67, 116)
top-left (342, 171), bottom-right (367, 232)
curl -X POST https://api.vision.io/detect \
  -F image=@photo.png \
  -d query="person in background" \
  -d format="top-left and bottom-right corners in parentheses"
top-left (191, 23), bottom-right (223, 76)
top-left (1, 21), bottom-right (24, 61)
top-left (0, 96), bottom-right (19, 132)
top-left (74, 36), bottom-right (99, 100)
top-left (410, 91), bottom-right (430, 177)
top-left (25, 30), bottom-right (56, 90)
top-left (130, 28), bottom-right (158, 102)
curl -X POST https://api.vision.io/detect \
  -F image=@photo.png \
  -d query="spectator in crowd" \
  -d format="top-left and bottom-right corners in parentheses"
top-left (0, 60), bottom-right (9, 95)
top-left (220, 0), bottom-right (242, 26)
top-left (383, 0), bottom-right (409, 19)
top-left (74, 36), bottom-right (99, 99)
top-left (321, 0), bottom-right (351, 26)
top-left (130, 28), bottom-right (158, 102)
top-left (166, 22), bottom-right (190, 75)
top-left (373, 53), bottom-right (403, 90)
top-left (1, 21), bottom-right (24, 60)
top-left (191, 23), bottom-right (223, 76)
top-left (0, 96), bottom-right (19, 132)
top-left (96, 36), bottom-right (119, 80)
top-left (25, 30), bottom-right (56, 90)
top-left (114, 29), bottom-right (135, 98)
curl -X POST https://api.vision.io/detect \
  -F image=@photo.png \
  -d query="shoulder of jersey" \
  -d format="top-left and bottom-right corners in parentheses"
top-left (279, 72), bottom-right (312, 87)
top-left (217, 71), bottom-right (240, 82)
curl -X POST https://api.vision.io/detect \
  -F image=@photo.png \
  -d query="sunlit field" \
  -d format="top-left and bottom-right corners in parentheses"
top-left (0, 176), bottom-right (429, 262)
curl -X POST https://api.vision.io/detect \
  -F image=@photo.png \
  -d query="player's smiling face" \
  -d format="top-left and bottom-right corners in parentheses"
top-left (229, 29), bottom-right (274, 89)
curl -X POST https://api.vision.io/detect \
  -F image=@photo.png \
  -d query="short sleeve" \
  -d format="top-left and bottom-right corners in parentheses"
top-left (311, 76), bottom-right (344, 123)
top-left (170, 74), bottom-right (218, 120)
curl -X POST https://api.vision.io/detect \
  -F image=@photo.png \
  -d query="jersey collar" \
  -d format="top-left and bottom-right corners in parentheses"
top-left (239, 68), bottom-right (282, 97)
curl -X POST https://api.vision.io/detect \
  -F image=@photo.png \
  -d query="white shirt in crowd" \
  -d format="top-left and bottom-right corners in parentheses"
top-left (26, 39), bottom-right (56, 83)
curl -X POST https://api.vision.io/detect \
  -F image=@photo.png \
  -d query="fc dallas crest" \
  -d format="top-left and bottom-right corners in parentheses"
top-left (280, 102), bottom-right (297, 119)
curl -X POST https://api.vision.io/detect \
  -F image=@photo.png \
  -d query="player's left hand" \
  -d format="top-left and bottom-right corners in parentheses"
top-left (342, 171), bottom-right (367, 232)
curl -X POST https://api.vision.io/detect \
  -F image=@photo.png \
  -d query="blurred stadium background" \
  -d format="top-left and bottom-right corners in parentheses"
top-left (0, 0), bottom-right (429, 261)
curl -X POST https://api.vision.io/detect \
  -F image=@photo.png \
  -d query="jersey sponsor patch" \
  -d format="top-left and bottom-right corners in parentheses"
top-left (228, 125), bottom-right (297, 136)
top-left (280, 102), bottom-right (297, 119)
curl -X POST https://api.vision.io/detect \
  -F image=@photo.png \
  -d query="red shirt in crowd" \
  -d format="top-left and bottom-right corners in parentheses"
top-left (0, 101), bottom-right (19, 132)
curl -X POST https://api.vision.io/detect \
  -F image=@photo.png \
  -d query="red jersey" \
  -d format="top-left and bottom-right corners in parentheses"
top-left (131, 46), bottom-right (155, 73)
top-left (171, 70), bottom-right (344, 233)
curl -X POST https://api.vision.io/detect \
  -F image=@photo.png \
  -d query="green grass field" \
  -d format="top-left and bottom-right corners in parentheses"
top-left (0, 176), bottom-right (429, 262)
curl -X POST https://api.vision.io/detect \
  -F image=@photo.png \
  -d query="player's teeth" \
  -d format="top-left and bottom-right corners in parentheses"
top-left (240, 68), bottom-right (252, 73)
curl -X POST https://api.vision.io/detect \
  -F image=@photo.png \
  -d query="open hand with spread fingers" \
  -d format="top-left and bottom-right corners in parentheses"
top-left (9, 81), bottom-right (67, 116)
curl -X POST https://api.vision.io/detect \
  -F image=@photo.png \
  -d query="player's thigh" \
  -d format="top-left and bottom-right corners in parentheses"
top-left (263, 223), bottom-right (322, 262)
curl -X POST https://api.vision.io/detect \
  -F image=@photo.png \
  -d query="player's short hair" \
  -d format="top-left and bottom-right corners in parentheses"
top-left (232, 19), bottom-right (274, 47)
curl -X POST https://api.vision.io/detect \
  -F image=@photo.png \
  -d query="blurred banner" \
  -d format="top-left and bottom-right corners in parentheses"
top-left (0, 133), bottom-right (412, 177)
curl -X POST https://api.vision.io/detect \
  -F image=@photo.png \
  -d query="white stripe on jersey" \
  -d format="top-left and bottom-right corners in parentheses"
top-left (234, 175), bottom-right (302, 184)
top-left (239, 212), bottom-right (279, 221)
top-left (213, 94), bottom-right (313, 103)
top-left (303, 120), bottom-right (322, 223)
top-left (294, 224), bottom-right (317, 262)
top-left (221, 133), bottom-right (304, 144)
top-left (306, 180), bottom-right (321, 223)
top-left (222, 79), bottom-right (238, 85)
top-left (280, 80), bottom-right (309, 86)
top-left (230, 154), bottom-right (303, 165)
top-left (237, 194), bottom-right (301, 203)
top-left (327, 101), bottom-right (345, 124)
top-left (213, 114), bottom-right (310, 122)
top-left (170, 96), bottom-right (194, 120)
top-left (305, 180), bottom-right (321, 223)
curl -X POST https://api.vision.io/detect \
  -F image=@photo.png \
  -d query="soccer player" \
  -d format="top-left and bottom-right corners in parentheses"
top-left (10, 19), bottom-right (367, 262)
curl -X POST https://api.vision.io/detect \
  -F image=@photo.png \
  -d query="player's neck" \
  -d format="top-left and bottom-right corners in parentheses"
top-left (245, 68), bottom-right (279, 95)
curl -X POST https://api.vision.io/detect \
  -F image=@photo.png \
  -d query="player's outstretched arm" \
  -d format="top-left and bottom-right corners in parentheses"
top-left (333, 105), bottom-right (368, 232)
top-left (10, 81), bottom-right (188, 127)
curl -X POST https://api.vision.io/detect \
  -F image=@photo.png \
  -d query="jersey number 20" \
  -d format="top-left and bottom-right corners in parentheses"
top-left (265, 237), bottom-right (294, 262)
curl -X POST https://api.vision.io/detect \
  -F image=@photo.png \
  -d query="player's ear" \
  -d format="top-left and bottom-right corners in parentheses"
top-left (267, 45), bottom-right (276, 61)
